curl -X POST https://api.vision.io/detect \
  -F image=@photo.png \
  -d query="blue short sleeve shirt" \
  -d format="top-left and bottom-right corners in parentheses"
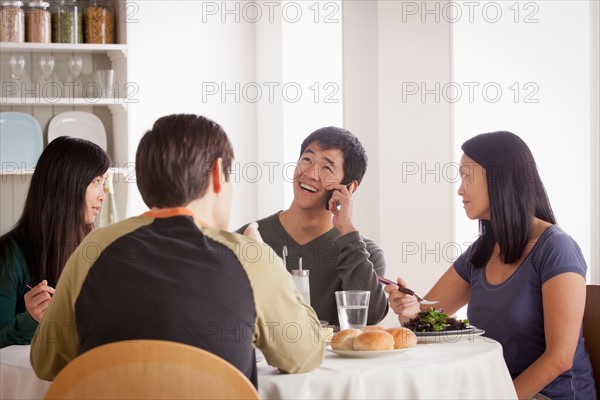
top-left (454, 225), bottom-right (596, 399)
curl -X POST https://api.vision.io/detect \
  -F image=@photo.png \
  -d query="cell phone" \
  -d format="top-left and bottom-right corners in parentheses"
top-left (325, 181), bottom-right (352, 210)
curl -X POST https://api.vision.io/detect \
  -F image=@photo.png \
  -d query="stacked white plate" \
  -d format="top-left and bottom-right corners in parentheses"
top-left (48, 111), bottom-right (107, 151)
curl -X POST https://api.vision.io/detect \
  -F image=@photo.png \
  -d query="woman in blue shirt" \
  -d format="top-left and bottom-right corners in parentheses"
top-left (386, 131), bottom-right (595, 399)
top-left (0, 137), bottom-right (110, 348)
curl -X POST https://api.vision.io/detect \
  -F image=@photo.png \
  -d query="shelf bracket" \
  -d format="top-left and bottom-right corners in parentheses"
top-left (108, 103), bottom-right (127, 114)
top-left (107, 49), bottom-right (127, 62)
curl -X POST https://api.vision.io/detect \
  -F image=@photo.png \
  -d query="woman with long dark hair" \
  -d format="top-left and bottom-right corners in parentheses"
top-left (386, 131), bottom-right (595, 399)
top-left (0, 137), bottom-right (110, 347)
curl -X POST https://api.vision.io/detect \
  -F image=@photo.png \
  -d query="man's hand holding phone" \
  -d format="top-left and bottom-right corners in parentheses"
top-left (325, 181), bottom-right (358, 236)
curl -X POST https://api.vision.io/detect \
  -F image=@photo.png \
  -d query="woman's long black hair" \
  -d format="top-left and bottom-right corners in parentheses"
top-left (0, 137), bottom-right (110, 286)
top-left (461, 131), bottom-right (556, 268)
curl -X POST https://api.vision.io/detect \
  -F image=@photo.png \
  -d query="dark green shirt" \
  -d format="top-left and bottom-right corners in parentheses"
top-left (0, 236), bottom-right (38, 348)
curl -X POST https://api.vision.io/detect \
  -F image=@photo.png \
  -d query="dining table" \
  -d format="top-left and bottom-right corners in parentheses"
top-left (258, 333), bottom-right (517, 399)
top-left (1, 333), bottom-right (517, 399)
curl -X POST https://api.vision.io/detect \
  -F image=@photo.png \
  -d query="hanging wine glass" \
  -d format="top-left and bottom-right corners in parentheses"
top-left (67, 55), bottom-right (83, 98)
top-left (39, 55), bottom-right (56, 99)
top-left (9, 55), bottom-right (26, 98)
top-left (39, 56), bottom-right (55, 81)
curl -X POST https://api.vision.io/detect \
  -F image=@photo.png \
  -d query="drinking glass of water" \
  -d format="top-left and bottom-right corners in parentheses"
top-left (335, 290), bottom-right (370, 330)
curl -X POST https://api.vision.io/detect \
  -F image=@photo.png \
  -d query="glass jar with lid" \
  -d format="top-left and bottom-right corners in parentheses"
top-left (84, 0), bottom-right (114, 44)
top-left (51, 0), bottom-right (82, 43)
top-left (0, 1), bottom-right (25, 42)
top-left (26, 1), bottom-right (51, 42)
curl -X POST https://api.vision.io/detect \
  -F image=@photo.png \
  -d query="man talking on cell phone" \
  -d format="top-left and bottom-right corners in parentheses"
top-left (238, 127), bottom-right (388, 327)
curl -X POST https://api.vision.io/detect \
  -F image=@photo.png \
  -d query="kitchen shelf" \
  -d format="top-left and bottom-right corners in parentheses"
top-left (0, 1), bottom-right (130, 234)
top-left (0, 43), bottom-right (127, 61)
top-left (1, 98), bottom-right (127, 113)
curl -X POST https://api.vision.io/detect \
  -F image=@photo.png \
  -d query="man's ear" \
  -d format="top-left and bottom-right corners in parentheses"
top-left (212, 158), bottom-right (223, 194)
top-left (348, 180), bottom-right (358, 194)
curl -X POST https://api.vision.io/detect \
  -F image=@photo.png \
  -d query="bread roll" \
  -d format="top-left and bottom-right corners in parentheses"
top-left (362, 325), bottom-right (386, 332)
top-left (353, 330), bottom-right (394, 351)
top-left (331, 329), bottom-right (362, 350)
top-left (386, 327), bottom-right (417, 349)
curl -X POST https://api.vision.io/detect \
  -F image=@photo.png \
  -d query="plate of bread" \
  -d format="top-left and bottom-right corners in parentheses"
top-left (328, 347), bottom-right (413, 358)
top-left (328, 325), bottom-right (417, 357)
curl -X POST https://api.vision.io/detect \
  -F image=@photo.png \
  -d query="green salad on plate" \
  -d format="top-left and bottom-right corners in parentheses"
top-left (404, 308), bottom-right (470, 332)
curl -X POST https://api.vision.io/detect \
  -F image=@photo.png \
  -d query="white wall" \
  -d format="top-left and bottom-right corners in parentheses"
top-left (342, 1), bottom-right (599, 328)
top-left (126, 1), bottom-right (257, 229)
top-left (453, 0), bottom-right (593, 277)
top-left (254, 1), bottom-right (344, 220)
top-left (376, 1), bottom-right (455, 326)
top-left (126, 1), bottom-right (343, 231)
top-left (342, 1), bottom-right (380, 242)
top-left (279, 1), bottom-right (344, 206)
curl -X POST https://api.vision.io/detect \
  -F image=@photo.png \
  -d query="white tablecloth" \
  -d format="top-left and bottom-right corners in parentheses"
top-left (257, 336), bottom-right (518, 399)
top-left (0, 345), bottom-right (50, 400)
top-left (1, 336), bottom-right (517, 400)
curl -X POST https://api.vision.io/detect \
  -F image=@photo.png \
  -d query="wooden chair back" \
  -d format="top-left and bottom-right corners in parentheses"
top-left (44, 340), bottom-right (259, 400)
top-left (583, 284), bottom-right (600, 392)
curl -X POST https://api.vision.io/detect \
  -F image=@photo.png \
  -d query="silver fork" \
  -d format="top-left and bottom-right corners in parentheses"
top-left (377, 277), bottom-right (439, 305)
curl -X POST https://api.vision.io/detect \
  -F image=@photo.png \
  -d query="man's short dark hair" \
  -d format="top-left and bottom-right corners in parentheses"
top-left (299, 126), bottom-right (368, 185)
top-left (136, 114), bottom-right (234, 208)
